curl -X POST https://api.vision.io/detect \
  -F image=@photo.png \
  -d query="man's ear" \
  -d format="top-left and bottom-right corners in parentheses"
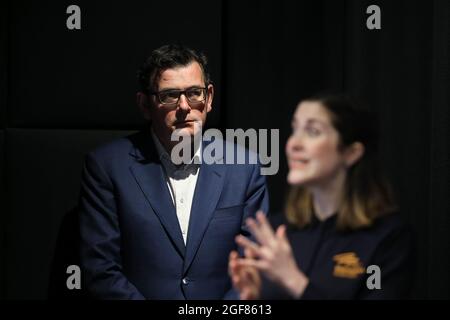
top-left (344, 142), bottom-right (365, 167)
top-left (206, 83), bottom-right (214, 113)
top-left (137, 92), bottom-right (152, 120)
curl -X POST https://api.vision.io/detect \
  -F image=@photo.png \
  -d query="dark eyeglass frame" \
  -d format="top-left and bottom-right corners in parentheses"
top-left (149, 87), bottom-right (208, 105)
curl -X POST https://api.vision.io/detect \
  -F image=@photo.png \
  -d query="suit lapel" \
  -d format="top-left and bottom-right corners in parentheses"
top-left (128, 129), bottom-right (185, 258)
top-left (127, 130), bottom-right (227, 268)
top-left (183, 161), bottom-right (226, 274)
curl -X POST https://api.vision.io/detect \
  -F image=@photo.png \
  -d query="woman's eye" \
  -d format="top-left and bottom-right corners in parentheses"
top-left (306, 127), bottom-right (321, 136)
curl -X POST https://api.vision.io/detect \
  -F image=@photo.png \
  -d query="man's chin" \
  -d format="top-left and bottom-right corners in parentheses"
top-left (174, 127), bottom-right (194, 136)
top-left (172, 128), bottom-right (203, 141)
top-left (172, 121), bottom-right (202, 137)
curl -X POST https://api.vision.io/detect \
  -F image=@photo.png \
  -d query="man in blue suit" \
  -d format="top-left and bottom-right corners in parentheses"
top-left (78, 44), bottom-right (269, 299)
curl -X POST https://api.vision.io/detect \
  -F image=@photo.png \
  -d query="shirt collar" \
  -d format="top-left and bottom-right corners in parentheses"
top-left (151, 128), bottom-right (202, 174)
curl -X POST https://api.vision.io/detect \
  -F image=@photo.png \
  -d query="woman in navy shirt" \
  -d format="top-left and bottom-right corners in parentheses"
top-left (229, 94), bottom-right (414, 299)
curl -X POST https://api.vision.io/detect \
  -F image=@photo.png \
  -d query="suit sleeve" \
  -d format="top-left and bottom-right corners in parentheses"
top-left (79, 153), bottom-right (145, 299)
top-left (223, 162), bottom-right (270, 300)
top-left (241, 162), bottom-right (270, 235)
top-left (358, 223), bottom-right (416, 299)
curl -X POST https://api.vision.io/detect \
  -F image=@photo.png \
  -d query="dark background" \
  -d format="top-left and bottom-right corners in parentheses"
top-left (1, 0), bottom-right (448, 299)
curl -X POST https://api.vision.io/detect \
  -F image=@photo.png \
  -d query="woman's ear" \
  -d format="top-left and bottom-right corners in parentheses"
top-left (344, 142), bottom-right (365, 167)
top-left (137, 92), bottom-right (152, 120)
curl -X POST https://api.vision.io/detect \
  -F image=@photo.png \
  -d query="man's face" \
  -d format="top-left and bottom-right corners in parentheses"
top-left (143, 61), bottom-right (213, 150)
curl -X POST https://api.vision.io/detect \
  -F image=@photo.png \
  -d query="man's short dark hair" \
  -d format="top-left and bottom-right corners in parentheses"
top-left (137, 44), bottom-right (211, 93)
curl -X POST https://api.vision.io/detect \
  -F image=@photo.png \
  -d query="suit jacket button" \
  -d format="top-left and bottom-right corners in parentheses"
top-left (182, 278), bottom-right (189, 285)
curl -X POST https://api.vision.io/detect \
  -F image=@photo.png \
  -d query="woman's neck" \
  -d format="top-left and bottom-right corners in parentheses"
top-left (310, 169), bottom-right (346, 221)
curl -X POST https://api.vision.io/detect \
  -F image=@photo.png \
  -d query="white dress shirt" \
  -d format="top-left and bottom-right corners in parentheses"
top-left (151, 130), bottom-right (201, 244)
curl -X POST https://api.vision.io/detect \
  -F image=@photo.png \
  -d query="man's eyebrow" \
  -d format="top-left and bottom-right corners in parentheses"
top-left (157, 87), bottom-right (178, 92)
top-left (158, 85), bottom-right (204, 91)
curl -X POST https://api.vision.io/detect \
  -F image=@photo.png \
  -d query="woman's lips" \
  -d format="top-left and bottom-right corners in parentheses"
top-left (288, 159), bottom-right (309, 168)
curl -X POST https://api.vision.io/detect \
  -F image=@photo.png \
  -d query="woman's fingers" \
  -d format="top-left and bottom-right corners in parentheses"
top-left (236, 256), bottom-right (267, 271)
top-left (229, 252), bottom-right (246, 291)
top-left (229, 250), bottom-right (244, 282)
top-left (256, 211), bottom-right (276, 242)
top-left (241, 287), bottom-right (256, 300)
top-left (245, 247), bottom-right (256, 259)
top-left (245, 218), bottom-right (267, 246)
top-left (229, 248), bottom-right (263, 300)
top-left (276, 224), bottom-right (287, 240)
top-left (246, 211), bottom-right (276, 247)
top-left (229, 251), bottom-right (238, 270)
top-left (276, 225), bottom-right (293, 252)
top-left (237, 263), bottom-right (261, 300)
top-left (235, 235), bottom-right (262, 258)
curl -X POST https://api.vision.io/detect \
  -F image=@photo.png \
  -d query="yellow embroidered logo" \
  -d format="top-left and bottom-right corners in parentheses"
top-left (333, 252), bottom-right (365, 279)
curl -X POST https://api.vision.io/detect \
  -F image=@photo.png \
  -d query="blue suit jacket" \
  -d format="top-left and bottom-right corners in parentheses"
top-left (78, 128), bottom-right (269, 299)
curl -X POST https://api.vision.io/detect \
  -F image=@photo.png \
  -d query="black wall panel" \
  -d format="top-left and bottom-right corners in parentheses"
top-left (0, 131), bottom-right (5, 299)
top-left (343, 0), bottom-right (434, 298)
top-left (5, 129), bottom-right (134, 299)
top-left (1, 0), bottom-right (7, 300)
top-left (428, 0), bottom-right (450, 299)
top-left (224, 1), bottom-right (339, 213)
top-left (0, 0), bottom-right (7, 128)
top-left (9, 0), bottom-right (222, 128)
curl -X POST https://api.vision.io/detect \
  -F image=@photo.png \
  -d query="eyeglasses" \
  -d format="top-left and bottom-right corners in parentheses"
top-left (150, 87), bottom-right (207, 105)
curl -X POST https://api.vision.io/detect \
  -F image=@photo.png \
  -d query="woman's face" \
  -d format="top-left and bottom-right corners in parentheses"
top-left (286, 101), bottom-right (348, 188)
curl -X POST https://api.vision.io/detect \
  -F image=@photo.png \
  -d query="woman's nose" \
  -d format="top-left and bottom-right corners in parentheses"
top-left (286, 135), bottom-right (304, 154)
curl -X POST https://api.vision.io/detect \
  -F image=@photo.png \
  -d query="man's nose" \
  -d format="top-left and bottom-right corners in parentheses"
top-left (177, 94), bottom-right (191, 111)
